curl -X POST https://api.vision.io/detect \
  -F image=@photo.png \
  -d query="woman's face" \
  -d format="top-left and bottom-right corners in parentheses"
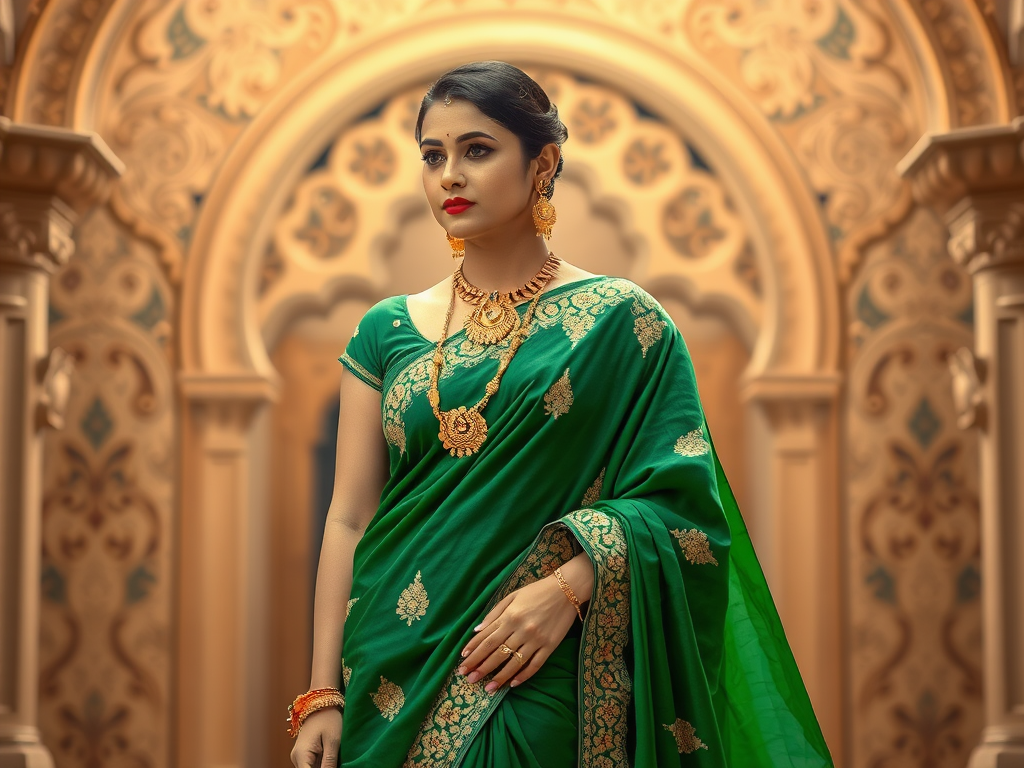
top-left (418, 98), bottom-right (555, 241)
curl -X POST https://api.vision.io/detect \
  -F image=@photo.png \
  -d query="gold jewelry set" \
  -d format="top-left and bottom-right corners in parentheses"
top-left (554, 567), bottom-right (584, 622)
top-left (431, 178), bottom-right (560, 458)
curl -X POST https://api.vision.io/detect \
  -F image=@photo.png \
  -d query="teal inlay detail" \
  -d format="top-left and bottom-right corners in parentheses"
top-left (856, 285), bottom-right (890, 329)
top-left (866, 565), bottom-right (896, 604)
top-left (908, 397), bottom-right (941, 450)
top-left (956, 563), bottom-right (980, 603)
top-left (168, 6), bottom-right (205, 60)
top-left (126, 564), bottom-right (156, 604)
top-left (131, 286), bottom-right (165, 330)
top-left (48, 304), bottom-right (67, 326)
top-left (817, 6), bottom-right (855, 60)
top-left (41, 564), bottom-right (66, 604)
top-left (81, 397), bottom-right (113, 450)
top-left (957, 301), bottom-right (974, 327)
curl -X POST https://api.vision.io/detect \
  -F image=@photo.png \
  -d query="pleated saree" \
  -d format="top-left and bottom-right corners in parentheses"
top-left (337, 276), bottom-right (833, 768)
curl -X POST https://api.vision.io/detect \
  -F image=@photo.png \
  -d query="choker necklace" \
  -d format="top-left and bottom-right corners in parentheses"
top-left (453, 252), bottom-right (561, 345)
top-left (428, 268), bottom-right (554, 457)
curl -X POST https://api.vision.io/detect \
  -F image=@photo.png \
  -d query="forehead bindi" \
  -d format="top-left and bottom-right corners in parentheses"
top-left (420, 101), bottom-right (506, 145)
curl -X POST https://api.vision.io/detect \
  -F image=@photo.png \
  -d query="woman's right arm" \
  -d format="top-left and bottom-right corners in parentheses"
top-left (291, 368), bottom-right (389, 768)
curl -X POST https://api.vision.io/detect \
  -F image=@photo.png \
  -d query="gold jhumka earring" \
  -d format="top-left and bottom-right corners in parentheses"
top-left (446, 232), bottom-right (465, 259)
top-left (533, 178), bottom-right (556, 239)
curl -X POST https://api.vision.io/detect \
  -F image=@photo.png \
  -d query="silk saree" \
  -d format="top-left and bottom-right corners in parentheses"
top-left (337, 276), bottom-right (833, 767)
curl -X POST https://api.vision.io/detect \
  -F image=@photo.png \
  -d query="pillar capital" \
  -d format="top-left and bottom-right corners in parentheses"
top-left (0, 118), bottom-right (123, 272)
top-left (897, 117), bottom-right (1024, 274)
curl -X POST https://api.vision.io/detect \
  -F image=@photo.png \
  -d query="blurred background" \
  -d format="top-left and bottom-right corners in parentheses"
top-left (1, 1), bottom-right (1022, 767)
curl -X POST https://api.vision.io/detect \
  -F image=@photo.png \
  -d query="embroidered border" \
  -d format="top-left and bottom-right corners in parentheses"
top-left (564, 510), bottom-right (632, 768)
top-left (403, 509), bottom-right (630, 768)
top-left (340, 352), bottom-right (383, 390)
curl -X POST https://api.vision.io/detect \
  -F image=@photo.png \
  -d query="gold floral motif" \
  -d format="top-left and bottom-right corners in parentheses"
top-left (346, 597), bottom-right (358, 618)
top-left (383, 279), bottom-right (665, 451)
top-left (582, 467), bottom-right (606, 506)
top-left (674, 428), bottom-right (710, 457)
top-left (342, 659), bottom-right (352, 687)
top-left (669, 528), bottom-right (719, 566)
top-left (543, 368), bottom-right (574, 419)
top-left (663, 718), bottom-right (709, 754)
top-left (397, 570), bottom-right (429, 626)
top-left (371, 676), bottom-right (405, 721)
top-left (634, 309), bottom-right (667, 358)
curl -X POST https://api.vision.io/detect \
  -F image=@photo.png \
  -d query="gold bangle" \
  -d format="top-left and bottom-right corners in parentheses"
top-left (553, 567), bottom-right (584, 622)
top-left (286, 687), bottom-right (344, 738)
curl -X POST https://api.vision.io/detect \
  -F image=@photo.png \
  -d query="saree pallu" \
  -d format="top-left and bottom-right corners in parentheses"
top-left (338, 277), bottom-right (833, 768)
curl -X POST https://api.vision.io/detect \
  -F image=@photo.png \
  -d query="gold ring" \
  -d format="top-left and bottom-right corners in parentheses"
top-left (498, 644), bottom-right (524, 664)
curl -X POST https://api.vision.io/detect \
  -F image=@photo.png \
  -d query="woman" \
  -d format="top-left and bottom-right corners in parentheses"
top-left (289, 61), bottom-right (834, 768)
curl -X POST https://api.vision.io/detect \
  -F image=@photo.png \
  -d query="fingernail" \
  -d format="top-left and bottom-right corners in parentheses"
top-left (461, 649), bottom-right (469, 658)
top-left (467, 672), bottom-right (480, 683)
top-left (485, 682), bottom-right (497, 692)
top-left (457, 665), bottom-right (466, 675)
top-left (473, 624), bottom-right (482, 631)
top-left (510, 680), bottom-right (519, 688)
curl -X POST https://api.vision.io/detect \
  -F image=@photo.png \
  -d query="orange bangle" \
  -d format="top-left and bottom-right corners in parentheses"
top-left (287, 687), bottom-right (344, 738)
top-left (553, 567), bottom-right (584, 622)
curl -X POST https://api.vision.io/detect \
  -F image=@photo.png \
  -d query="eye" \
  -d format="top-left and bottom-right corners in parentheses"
top-left (466, 144), bottom-right (491, 158)
top-left (421, 150), bottom-right (444, 166)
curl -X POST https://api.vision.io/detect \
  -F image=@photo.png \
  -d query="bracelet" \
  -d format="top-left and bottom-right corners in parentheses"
top-left (286, 687), bottom-right (344, 738)
top-left (553, 567), bottom-right (584, 622)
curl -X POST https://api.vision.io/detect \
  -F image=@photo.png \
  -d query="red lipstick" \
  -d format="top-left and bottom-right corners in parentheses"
top-left (443, 197), bottom-right (475, 215)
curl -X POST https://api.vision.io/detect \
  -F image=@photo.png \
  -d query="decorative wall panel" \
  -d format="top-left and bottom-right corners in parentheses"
top-left (847, 206), bottom-right (981, 768)
top-left (41, 207), bottom-right (174, 768)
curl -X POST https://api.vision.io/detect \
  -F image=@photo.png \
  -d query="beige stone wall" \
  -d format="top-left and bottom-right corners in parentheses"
top-left (2, 1), bottom-right (1021, 766)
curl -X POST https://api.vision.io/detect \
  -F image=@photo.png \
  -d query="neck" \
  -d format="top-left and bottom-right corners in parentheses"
top-left (459, 221), bottom-right (553, 291)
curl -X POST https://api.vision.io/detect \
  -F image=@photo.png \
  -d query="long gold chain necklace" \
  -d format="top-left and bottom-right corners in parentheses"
top-left (454, 252), bottom-right (561, 346)
top-left (428, 268), bottom-right (555, 457)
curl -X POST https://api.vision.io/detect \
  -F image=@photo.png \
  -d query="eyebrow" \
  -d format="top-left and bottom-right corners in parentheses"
top-left (419, 131), bottom-right (498, 148)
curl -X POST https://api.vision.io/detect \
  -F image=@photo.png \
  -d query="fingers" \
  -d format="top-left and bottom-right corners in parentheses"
top-left (461, 623), bottom-right (515, 680)
top-left (509, 646), bottom-right (551, 688)
top-left (487, 641), bottom-right (535, 690)
top-left (460, 615), bottom-right (506, 665)
top-left (475, 593), bottom-right (515, 634)
top-left (466, 629), bottom-right (532, 686)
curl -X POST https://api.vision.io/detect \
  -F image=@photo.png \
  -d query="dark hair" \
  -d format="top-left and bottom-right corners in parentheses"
top-left (415, 61), bottom-right (568, 198)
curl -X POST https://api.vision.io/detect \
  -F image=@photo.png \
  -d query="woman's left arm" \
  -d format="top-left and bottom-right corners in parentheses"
top-left (457, 551), bottom-right (594, 691)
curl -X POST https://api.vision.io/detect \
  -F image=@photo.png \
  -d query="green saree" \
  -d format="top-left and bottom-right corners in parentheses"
top-left (337, 276), bottom-right (833, 768)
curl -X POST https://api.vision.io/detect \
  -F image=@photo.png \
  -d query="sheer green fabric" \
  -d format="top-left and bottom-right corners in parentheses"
top-left (336, 276), bottom-right (833, 768)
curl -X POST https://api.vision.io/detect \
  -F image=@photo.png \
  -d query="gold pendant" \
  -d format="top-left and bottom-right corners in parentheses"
top-left (465, 295), bottom-right (520, 345)
top-left (438, 406), bottom-right (488, 457)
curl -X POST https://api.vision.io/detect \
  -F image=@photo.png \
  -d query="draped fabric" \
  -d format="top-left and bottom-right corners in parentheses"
top-left (337, 276), bottom-right (833, 768)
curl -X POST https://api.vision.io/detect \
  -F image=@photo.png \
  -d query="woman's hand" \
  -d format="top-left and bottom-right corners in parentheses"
top-left (458, 554), bottom-right (593, 692)
top-left (290, 707), bottom-right (342, 768)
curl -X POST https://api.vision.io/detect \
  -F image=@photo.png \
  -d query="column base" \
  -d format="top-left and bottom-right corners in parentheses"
top-left (968, 724), bottom-right (1024, 768)
top-left (0, 742), bottom-right (55, 768)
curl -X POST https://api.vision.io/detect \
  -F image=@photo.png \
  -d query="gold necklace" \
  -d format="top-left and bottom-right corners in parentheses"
top-left (428, 270), bottom-right (553, 457)
top-left (453, 252), bottom-right (561, 345)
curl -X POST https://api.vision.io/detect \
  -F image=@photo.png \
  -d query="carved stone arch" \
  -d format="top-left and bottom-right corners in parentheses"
top-left (176, 12), bottom-right (841, 385)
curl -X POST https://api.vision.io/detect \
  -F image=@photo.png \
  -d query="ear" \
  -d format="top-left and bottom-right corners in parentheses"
top-left (532, 143), bottom-right (561, 187)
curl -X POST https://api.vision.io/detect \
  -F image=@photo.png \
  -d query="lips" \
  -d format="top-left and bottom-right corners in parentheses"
top-left (443, 198), bottom-right (475, 215)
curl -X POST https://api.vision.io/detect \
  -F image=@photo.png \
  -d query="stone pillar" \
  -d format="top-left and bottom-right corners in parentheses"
top-left (898, 116), bottom-right (1024, 768)
top-left (742, 373), bottom-right (844, 760)
top-left (0, 118), bottom-right (122, 767)
top-left (177, 375), bottom-right (277, 768)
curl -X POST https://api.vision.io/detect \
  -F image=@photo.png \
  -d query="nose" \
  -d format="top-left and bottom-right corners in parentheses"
top-left (440, 156), bottom-right (464, 190)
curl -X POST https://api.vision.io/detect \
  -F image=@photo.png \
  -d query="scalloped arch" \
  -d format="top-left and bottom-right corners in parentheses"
top-left (162, 11), bottom-right (842, 385)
